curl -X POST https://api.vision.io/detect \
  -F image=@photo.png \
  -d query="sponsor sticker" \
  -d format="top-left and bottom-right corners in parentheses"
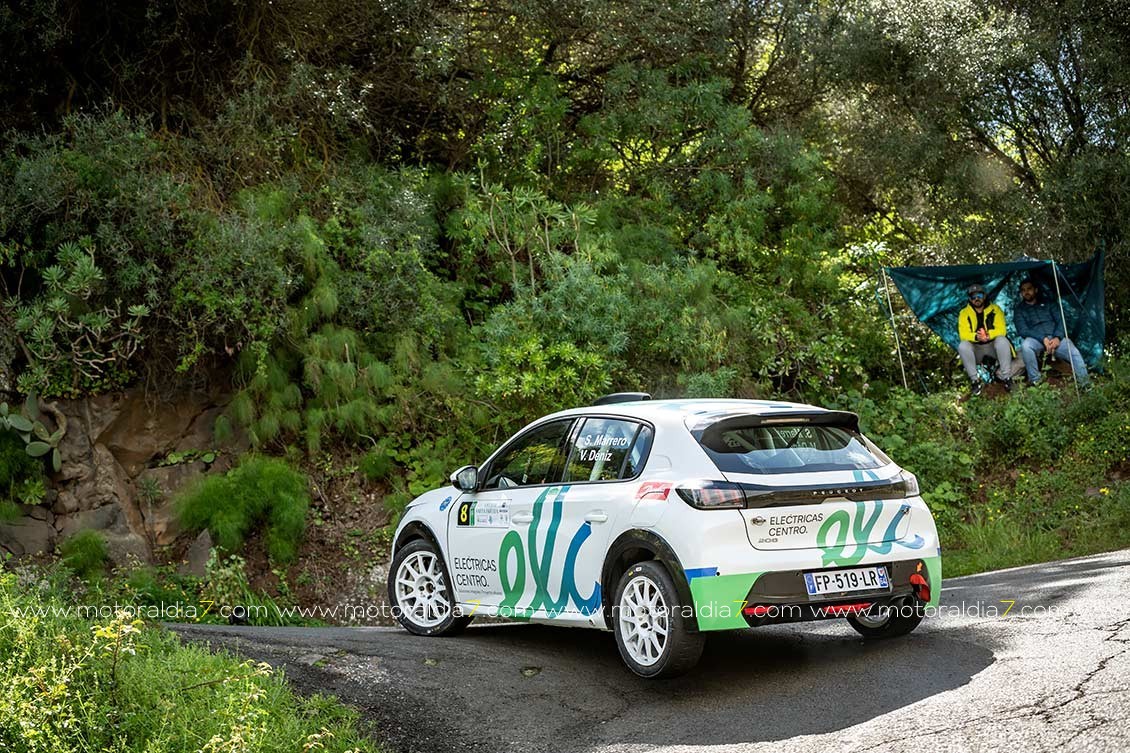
top-left (456, 500), bottom-right (510, 528)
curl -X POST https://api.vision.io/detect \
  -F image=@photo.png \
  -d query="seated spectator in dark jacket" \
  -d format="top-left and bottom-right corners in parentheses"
top-left (1014, 279), bottom-right (1090, 386)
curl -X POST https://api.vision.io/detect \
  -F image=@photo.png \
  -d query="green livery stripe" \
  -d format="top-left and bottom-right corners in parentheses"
top-left (924, 554), bottom-right (942, 607)
top-left (688, 572), bottom-right (763, 631)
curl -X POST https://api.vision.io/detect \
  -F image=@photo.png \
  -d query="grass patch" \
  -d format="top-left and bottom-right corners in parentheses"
top-left (943, 484), bottom-right (1130, 578)
top-left (177, 455), bottom-right (310, 564)
top-left (0, 568), bottom-right (378, 752)
top-left (59, 530), bottom-right (109, 580)
top-left (943, 515), bottom-right (1062, 577)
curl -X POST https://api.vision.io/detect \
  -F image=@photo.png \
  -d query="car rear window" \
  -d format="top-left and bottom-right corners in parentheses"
top-left (697, 423), bottom-right (891, 475)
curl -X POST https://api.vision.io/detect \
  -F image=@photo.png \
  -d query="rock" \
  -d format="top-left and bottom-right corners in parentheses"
top-left (136, 462), bottom-right (207, 545)
top-left (0, 515), bottom-right (55, 557)
top-left (58, 445), bottom-right (133, 515)
top-left (55, 393), bottom-right (122, 481)
top-left (174, 405), bottom-right (226, 455)
top-left (101, 530), bottom-right (152, 569)
top-left (52, 491), bottom-right (82, 515)
top-left (30, 387), bottom-right (235, 566)
top-left (97, 389), bottom-right (213, 476)
top-left (297, 653), bottom-right (328, 666)
top-left (179, 530), bottom-right (213, 577)
top-left (24, 504), bottom-right (50, 522)
top-left (142, 503), bottom-right (183, 546)
top-left (55, 502), bottom-right (127, 540)
top-left (87, 394), bottom-right (124, 437)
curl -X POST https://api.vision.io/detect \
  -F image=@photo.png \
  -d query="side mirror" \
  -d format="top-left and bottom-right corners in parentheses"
top-left (450, 465), bottom-right (480, 492)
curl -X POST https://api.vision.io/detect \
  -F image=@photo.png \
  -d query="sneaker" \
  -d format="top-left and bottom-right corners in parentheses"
top-left (970, 380), bottom-right (983, 396)
top-left (997, 376), bottom-right (1012, 393)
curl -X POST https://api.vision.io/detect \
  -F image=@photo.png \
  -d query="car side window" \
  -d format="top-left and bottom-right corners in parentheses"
top-left (622, 425), bottom-right (653, 479)
top-left (482, 419), bottom-right (574, 489)
top-left (563, 418), bottom-right (651, 483)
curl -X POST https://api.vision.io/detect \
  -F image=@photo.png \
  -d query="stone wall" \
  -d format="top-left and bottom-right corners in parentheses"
top-left (0, 388), bottom-right (237, 567)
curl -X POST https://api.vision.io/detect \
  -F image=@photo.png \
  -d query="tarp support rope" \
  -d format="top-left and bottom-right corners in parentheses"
top-left (1051, 259), bottom-right (1080, 394)
top-left (882, 268), bottom-right (909, 390)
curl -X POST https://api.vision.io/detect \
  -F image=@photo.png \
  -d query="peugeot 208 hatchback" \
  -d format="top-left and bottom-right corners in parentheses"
top-left (388, 396), bottom-right (941, 677)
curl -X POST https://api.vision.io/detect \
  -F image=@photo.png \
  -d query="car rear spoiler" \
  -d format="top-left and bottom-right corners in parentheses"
top-left (696, 410), bottom-right (861, 448)
top-left (738, 477), bottom-right (912, 508)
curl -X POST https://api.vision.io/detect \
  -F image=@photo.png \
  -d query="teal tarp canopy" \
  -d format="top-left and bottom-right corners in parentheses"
top-left (885, 251), bottom-right (1106, 368)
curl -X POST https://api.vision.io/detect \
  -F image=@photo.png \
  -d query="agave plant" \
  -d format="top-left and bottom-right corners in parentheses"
top-left (0, 393), bottom-right (66, 473)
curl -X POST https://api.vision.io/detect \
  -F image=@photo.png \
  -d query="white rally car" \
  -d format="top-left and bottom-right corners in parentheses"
top-left (387, 395), bottom-right (941, 677)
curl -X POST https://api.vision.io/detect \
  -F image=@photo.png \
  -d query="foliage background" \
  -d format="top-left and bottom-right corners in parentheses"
top-left (0, 0), bottom-right (1127, 569)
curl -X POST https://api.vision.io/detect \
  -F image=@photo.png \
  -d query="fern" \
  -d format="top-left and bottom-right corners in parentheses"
top-left (176, 456), bottom-right (309, 564)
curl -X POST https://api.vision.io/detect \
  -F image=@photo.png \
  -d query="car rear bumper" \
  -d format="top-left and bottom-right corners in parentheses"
top-left (739, 558), bottom-right (929, 627)
top-left (685, 555), bottom-right (941, 631)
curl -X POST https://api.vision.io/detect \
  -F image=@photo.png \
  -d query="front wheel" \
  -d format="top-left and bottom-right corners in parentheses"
top-left (847, 598), bottom-right (924, 639)
top-left (613, 561), bottom-right (704, 678)
top-left (388, 539), bottom-right (472, 636)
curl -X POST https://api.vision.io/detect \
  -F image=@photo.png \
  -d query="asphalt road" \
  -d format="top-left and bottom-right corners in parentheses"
top-left (170, 549), bottom-right (1130, 753)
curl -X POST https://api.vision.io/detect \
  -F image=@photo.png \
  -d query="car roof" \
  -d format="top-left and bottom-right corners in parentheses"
top-left (540, 398), bottom-right (840, 428)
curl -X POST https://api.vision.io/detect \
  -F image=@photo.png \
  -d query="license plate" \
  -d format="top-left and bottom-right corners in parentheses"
top-left (804, 566), bottom-right (889, 596)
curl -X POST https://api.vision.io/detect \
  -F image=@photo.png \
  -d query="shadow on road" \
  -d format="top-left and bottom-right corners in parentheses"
top-left (445, 622), bottom-right (994, 750)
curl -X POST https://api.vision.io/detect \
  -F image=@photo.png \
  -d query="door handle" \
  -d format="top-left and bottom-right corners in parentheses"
top-left (584, 510), bottom-right (609, 524)
top-left (512, 512), bottom-right (534, 524)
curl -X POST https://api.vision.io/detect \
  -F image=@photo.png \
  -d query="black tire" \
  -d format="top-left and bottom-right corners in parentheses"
top-left (612, 560), bottom-right (704, 678)
top-left (847, 597), bottom-right (924, 639)
top-left (388, 538), bottom-right (473, 637)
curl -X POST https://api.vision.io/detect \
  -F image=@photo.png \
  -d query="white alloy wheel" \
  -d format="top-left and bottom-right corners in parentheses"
top-left (618, 573), bottom-right (671, 667)
top-left (394, 550), bottom-right (451, 628)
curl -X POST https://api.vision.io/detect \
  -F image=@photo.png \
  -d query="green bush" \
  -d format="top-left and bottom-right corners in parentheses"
top-left (177, 456), bottom-right (310, 564)
top-left (1072, 410), bottom-right (1130, 476)
top-left (358, 446), bottom-right (394, 482)
top-left (10, 238), bottom-right (149, 396)
top-left (976, 382), bottom-right (1071, 465)
top-left (0, 431), bottom-right (44, 521)
top-left (202, 551), bottom-right (312, 627)
top-left (59, 530), bottom-right (109, 580)
top-left (124, 565), bottom-right (197, 609)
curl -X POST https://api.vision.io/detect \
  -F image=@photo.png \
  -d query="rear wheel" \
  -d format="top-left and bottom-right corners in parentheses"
top-left (388, 539), bottom-right (472, 637)
top-left (847, 597), bottom-right (924, 639)
top-left (613, 561), bottom-right (704, 678)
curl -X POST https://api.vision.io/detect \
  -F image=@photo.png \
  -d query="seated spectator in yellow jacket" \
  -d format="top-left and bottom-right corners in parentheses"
top-left (957, 284), bottom-right (1013, 396)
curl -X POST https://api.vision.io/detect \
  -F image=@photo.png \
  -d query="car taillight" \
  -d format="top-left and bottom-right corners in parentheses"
top-left (675, 480), bottom-right (747, 510)
top-left (892, 469), bottom-right (920, 498)
top-left (910, 573), bottom-right (931, 602)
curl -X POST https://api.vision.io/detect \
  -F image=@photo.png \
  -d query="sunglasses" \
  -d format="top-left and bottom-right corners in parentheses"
top-left (968, 293), bottom-right (985, 300)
